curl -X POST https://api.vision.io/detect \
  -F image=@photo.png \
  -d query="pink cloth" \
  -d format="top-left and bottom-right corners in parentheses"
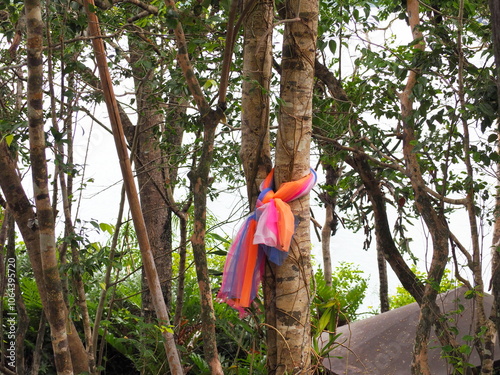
top-left (218, 168), bottom-right (317, 316)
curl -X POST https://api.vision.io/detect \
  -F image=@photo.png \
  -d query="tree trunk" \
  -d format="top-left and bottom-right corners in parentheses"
top-left (321, 204), bottom-right (334, 287)
top-left (31, 312), bottom-right (47, 375)
top-left (25, 1), bottom-right (74, 373)
top-left (238, 0), bottom-right (275, 368)
top-left (377, 245), bottom-right (390, 313)
top-left (161, 0), bottom-right (232, 371)
top-left (240, 0), bottom-right (274, 209)
top-left (189, 126), bottom-right (223, 374)
top-left (0, 142), bottom-right (89, 374)
top-left (489, 0), bottom-right (500, 340)
top-left (456, 0), bottom-right (495, 370)
top-left (6, 212), bottom-right (30, 375)
top-left (318, 162), bottom-right (341, 287)
top-left (128, 35), bottom-right (180, 320)
top-left (270, 0), bottom-right (318, 372)
top-left (174, 214), bottom-right (188, 328)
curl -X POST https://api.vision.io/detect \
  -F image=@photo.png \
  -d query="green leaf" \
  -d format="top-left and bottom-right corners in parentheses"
top-left (203, 79), bottom-right (217, 89)
top-left (207, 249), bottom-right (228, 256)
top-left (317, 308), bottom-right (333, 333)
top-left (4, 134), bottom-right (14, 146)
top-left (208, 232), bottom-right (230, 244)
top-left (208, 269), bottom-right (223, 276)
top-left (99, 222), bottom-right (114, 235)
top-left (329, 39), bottom-right (337, 55)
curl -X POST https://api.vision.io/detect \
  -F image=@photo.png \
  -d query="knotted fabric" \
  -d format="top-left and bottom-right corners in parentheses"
top-left (218, 168), bottom-right (317, 315)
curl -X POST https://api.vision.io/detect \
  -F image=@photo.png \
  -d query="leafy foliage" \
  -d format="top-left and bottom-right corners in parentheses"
top-left (389, 268), bottom-right (462, 309)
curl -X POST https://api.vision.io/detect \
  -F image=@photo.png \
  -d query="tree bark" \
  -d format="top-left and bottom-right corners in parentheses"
top-left (456, 0), bottom-right (495, 370)
top-left (376, 242), bottom-right (390, 313)
top-left (270, 0), bottom-right (318, 372)
top-left (489, 0), bottom-right (500, 342)
top-left (238, 0), bottom-right (275, 368)
top-left (24, 1), bottom-right (74, 373)
top-left (128, 35), bottom-right (180, 320)
top-left (31, 312), bottom-right (47, 375)
top-left (240, 0), bottom-right (274, 209)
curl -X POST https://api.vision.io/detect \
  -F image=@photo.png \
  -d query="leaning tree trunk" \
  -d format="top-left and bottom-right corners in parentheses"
top-left (0, 141), bottom-right (89, 374)
top-left (269, 0), bottom-right (318, 372)
top-left (24, 1), bottom-right (74, 373)
top-left (83, 1), bottom-right (183, 372)
top-left (488, 0), bottom-right (500, 339)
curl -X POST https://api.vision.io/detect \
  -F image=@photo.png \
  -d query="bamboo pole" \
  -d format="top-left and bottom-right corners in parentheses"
top-left (82, 2), bottom-right (183, 373)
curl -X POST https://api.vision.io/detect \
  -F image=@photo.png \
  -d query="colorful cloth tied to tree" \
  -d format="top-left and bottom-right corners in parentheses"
top-left (218, 168), bottom-right (317, 315)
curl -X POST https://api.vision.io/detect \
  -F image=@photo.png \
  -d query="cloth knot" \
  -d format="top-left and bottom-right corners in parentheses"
top-left (218, 168), bottom-right (317, 316)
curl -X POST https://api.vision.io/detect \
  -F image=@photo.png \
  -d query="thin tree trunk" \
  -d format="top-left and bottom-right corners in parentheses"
top-left (6, 212), bottom-right (29, 375)
top-left (92, 185), bottom-right (125, 367)
top-left (25, 0), bottom-right (73, 372)
top-left (377, 246), bottom-right (390, 313)
top-left (321, 204), bottom-right (334, 287)
top-left (346, 155), bottom-right (426, 305)
top-left (318, 162), bottom-right (341, 287)
top-left (174, 214), bottom-right (188, 328)
top-left (271, 0), bottom-right (318, 372)
top-left (489, 0), bottom-right (500, 343)
top-left (189, 130), bottom-right (223, 374)
top-left (161, 0), bottom-right (236, 371)
top-left (31, 312), bottom-right (47, 375)
top-left (83, 2), bottom-right (183, 373)
top-left (456, 0), bottom-right (495, 370)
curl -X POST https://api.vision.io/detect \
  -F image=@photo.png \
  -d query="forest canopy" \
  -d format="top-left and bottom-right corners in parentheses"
top-left (0, 0), bottom-right (499, 374)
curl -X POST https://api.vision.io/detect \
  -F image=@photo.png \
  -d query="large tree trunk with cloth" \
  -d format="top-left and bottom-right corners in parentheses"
top-left (268, 0), bottom-right (318, 372)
